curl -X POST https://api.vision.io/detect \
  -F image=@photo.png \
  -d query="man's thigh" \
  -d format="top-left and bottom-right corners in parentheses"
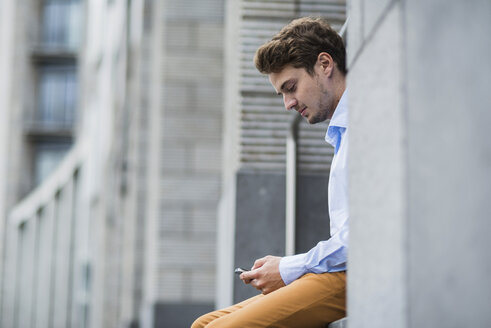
top-left (192, 294), bottom-right (264, 328)
top-left (207, 271), bottom-right (346, 328)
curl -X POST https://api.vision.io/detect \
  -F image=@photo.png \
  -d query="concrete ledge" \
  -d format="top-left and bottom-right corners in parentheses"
top-left (328, 317), bottom-right (347, 328)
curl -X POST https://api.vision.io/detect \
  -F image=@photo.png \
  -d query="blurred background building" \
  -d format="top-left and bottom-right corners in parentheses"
top-left (0, 0), bottom-right (344, 326)
top-left (1, 0), bottom-right (490, 328)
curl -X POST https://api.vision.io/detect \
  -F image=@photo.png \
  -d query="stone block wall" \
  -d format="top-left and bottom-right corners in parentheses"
top-left (157, 0), bottom-right (224, 307)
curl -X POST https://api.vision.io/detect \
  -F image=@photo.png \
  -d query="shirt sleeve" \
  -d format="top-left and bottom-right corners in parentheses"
top-left (279, 221), bottom-right (348, 285)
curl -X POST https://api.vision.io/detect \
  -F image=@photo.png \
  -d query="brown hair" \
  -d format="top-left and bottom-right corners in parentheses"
top-left (254, 17), bottom-right (346, 76)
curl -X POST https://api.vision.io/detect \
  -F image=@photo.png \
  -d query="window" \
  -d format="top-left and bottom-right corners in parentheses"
top-left (27, 0), bottom-right (82, 189)
top-left (42, 0), bottom-right (82, 49)
top-left (37, 65), bottom-right (77, 127)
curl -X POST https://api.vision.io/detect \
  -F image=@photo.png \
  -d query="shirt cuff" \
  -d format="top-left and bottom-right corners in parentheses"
top-left (279, 254), bottom-right (309, 285)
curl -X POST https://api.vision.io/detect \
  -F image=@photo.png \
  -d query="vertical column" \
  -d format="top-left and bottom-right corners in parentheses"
top-left (405, 1), bottom-right (491, 326)
top-left (14, 223), bottom-right (27, 328)
top-left (348, 1), bottom-right (491, 327)
top-left (347, 1), bottom-right (407, 327)
top-left (52, 179), bottom-right (75, 327)
top-left (216, 0), bottom-right (242, 309)
top-left (0, 0), bottom-right (16, 320)
top-left (69, 169), bottom-right (81, 328)
top-left (141, 0), bottom-right (164, 326)
top-left (118, 2), bottom-right (142, 324)
top-left (16, 216), bottom-right (39, 328)
top-left (1, 222), bottom-right (19, 328)
top-left (123, 0), bottom-right (146, 325)
top-left (33, 202), bottom-right (56, 328)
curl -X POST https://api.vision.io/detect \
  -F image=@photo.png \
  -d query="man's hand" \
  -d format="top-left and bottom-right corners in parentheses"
top-left (240, 255), bottom-right (286, 295)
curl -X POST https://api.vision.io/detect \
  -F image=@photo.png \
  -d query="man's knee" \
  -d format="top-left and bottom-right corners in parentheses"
top-left (192, 314), bottom-right (241, 328)
top-left (191, 313), bottom-right (211, 328)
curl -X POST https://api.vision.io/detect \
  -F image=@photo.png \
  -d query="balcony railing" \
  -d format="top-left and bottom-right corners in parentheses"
top-left (0, 140), bottom-right (90, 328)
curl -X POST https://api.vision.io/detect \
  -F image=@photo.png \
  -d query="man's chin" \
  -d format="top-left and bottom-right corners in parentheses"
top-left (307, 115), bottom-right (325, 125)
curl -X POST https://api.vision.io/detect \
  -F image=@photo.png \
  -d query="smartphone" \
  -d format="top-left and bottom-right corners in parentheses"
top-left (234, 267), bottom-right (249, 275)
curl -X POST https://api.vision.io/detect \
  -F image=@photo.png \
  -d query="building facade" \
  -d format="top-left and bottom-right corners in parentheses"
top-left (0, 0), bottom-right (225, 327)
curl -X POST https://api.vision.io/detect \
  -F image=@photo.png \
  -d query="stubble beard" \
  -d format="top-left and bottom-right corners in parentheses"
top-left (308, 88), bottom-right (331, 124)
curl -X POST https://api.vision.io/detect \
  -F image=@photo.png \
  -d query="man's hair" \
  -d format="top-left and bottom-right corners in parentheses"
top-left (254, 17), bottom-right (347, 76)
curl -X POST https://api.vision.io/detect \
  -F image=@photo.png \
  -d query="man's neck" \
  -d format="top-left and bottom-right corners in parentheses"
top-left (332, 76), bottom-right (346, 113)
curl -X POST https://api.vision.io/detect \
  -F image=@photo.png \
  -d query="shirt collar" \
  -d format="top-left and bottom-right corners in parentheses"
top-left (325, 89), bottom-right (348, 146)
top-left (328, 89), bottom-right (348, 128)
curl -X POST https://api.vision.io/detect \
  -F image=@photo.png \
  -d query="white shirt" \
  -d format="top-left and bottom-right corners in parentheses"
top-left (279, 90), bottom-right (349, 285)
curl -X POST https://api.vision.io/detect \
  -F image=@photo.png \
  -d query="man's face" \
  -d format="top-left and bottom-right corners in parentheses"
top-left (269, 65), bottom-right (336, 124)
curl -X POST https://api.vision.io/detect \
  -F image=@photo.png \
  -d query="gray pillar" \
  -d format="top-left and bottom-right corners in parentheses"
top-left (405, 1), bottom-right (491, 326)
top-left (348, 2), bottom-right (406, 326)
top-left (348, 0), bottom-right (491, 327)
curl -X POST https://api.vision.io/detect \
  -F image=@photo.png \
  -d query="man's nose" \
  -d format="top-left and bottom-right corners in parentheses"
top-left (283, 95), bottom-right (297, 111)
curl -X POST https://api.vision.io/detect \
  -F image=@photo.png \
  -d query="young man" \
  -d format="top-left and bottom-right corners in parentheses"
top-left (192, 17), bottom-right (348, 328)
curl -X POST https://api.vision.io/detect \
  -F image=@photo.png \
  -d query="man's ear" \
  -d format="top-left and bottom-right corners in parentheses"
top-left (317, 52), bottom-right (334, 77)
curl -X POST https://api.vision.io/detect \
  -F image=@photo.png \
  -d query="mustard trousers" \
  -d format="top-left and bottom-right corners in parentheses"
top-left (192, 271), bottom-right (346, 328)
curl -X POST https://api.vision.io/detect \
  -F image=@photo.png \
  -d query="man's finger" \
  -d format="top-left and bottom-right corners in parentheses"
top-left (249, 279), bottom-right (261, 290)
top-left (241, 276), bottom-right (253, 284)
top-left (252, 257), bottom-right (267, 270)
top-left (240, 269), bottom-right (258, 284)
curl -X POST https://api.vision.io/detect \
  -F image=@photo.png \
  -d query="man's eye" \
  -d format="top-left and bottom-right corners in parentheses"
top-left (286, 85), bottom-right (296, 93)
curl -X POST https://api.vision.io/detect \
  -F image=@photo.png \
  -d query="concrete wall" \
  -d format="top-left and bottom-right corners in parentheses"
top-left (405, 1), bottom-right (491, 326)
top-left (348, 0), bottom-right (491, 327)
top-left (234, 171), bottom-right (331, 302)
top-left (348, 1), bottom-right (406, 326)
